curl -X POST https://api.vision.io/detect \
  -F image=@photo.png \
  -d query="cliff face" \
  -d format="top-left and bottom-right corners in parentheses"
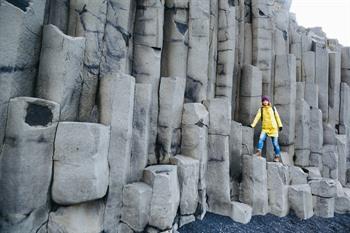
top-left (0, 0), bottom-right (350, 232)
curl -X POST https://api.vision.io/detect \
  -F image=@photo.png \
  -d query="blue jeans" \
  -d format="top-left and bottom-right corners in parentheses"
top-left (257, 132), bottom-right (281, 157)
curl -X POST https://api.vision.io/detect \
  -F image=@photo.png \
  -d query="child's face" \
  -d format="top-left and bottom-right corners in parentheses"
top-left (262, 100), bottom-right (269, 106)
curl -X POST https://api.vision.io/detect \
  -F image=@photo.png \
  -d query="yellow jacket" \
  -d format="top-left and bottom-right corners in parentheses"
top-left (250, 104), bottom-right (283, 137)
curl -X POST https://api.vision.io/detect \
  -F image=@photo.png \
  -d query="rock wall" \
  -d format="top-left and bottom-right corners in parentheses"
top-left (1, 0), bottom-right (350, 232)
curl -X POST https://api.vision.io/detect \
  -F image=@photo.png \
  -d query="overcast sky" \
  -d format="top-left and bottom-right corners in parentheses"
top-left (290, 0), bottom-right (350, 46)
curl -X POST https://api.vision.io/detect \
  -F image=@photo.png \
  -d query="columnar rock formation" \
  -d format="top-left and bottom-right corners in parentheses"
top-left (1, 0), bottom-right (350, 232)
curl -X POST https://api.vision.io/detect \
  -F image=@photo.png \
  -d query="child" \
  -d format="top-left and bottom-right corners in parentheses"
top-left (250, 96), bottom-right (283, 162)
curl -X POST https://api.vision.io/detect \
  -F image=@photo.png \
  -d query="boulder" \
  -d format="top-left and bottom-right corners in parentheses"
top-left (209, 201), bottom-right (252, 224)
top-left (52, 122), bottom-right (110, 205)
top-left (179, 215), bottom-right (196, 228)
top-left (48, 201), bottom-right (104, 233)
top-left (267, 162), bottom-right (289, 217)
top-left (143, 165), bottom-right (180, 230)
top-left (309, 178), bottom-right (337, 198)
top-left (335, 188), bottom-right (350, 214)
top-left (314, 197), bottom-right (335, 218)
top-left (121, 182), bottom-right (152, 232)
top-left (240, 155), bottom-right (269, 215)
top-left (170, 155), bottom-right (199, 215)
top-left (289, 166), bottom-right (308, 185)
top-left (288, 184), bottom-right (314, 219)
top-left (304, 167), bottom-right (322, 180)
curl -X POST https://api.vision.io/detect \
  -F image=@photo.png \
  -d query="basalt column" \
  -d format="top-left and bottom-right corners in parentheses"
top-left (132, 0), bottom-right (164, 164)
top-left (251, 0), bottom-right (273, 96)
top-left (68, 0), bottom-right (107, 121)
top-left (36, 24), bottom-right (85, 121)
top-left (99, 73), bottom-right (135, 233)
top-left (0, 97), bottom-right (59, 233)
top-left (185, 0), bottom-right (210, 102)
top-left (0, 0), bottom-right (47, 150)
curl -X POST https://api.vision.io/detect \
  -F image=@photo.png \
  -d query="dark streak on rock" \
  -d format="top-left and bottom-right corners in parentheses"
top-left (0, 65), bottom-right (27, 73)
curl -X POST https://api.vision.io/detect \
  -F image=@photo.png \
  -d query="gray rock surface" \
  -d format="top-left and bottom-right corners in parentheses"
top-left (100, 0), bottom-right (134, 76)
top-left (335, 188), bottom-right (350, 214)
top-left (99, 72), bottom-right (135, 232)
top-left (130, 84), bottom-right (152, 182)
top-left (314, 197), bottom-right (335, 218)
top-left (170, 155), bottom-right (199, 215)
top-left (336, 134), bottom-right (347, 186)
top-left (181, 103), bottom-right (209, 219)
top-left (239, 65), bottom-right (262, 125)
top-left (52, 122), bottom-right (110, 205)
top-left (322, 145), bottom-right (339, 180)
top-left (157, 76), bottom-right (186, 163)
top-left (0, 0), bottom-right (47, 151)
top-left (205, 98), bottom-right (231, 136)
top-left (162, 1), bottom-right (188, 79)
top-left (68, 0), bottom-right (107, 121)
top-left (215, 0), bottom-right (235, 101)
top-left (274, 54), bottom-right (296, 146)
top-left (240, 155), bottom-right (269, 215)
top-left (309, 178), bottom-right (337, 198)
top-left (207, 135), bottom-right (231, 208)
top-left (186, 0), bottom-right (210, 102)
top-left (314, 43), bottom-right (329, 121)
top-left (288, 184), bottom-right (314, 219)
top-left (230, 121), bottom-right (243, 180)
top-left (0, 97), bottom-right (59, 233)
top-left (48, 201), bottom-right (104, 233)
top-left (143, 165), bottom-right (180, 231)
top-left (36, 24), bottom-right (85, 121)
top-left (121, 182), bottom-right (152, 232)
top-left (289, 166), bottom-right (308, 185)
top-left (133, 0), bottom-right (164, 165)
top-left (267, 162), bottom-right (289, 217)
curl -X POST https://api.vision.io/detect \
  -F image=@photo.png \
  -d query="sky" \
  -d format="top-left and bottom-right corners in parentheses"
top-left (290, 0), bottom-right (350, 46)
